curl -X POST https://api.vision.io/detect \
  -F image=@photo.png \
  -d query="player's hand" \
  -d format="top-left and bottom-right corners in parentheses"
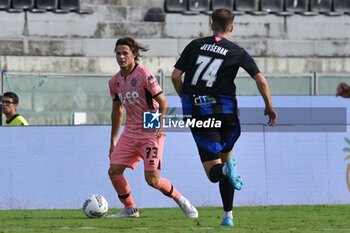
top-left (109, 144), bottom-right (115, 157)
top-left (264, 107), bottom-right (277, 127)
top-left (336, 82), bottom-right (350, 98)
top-left (155, 127), bottom-right (164, 138)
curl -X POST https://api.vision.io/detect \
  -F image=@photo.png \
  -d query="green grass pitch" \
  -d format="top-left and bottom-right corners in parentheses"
top-left (0, 205), bottom-right (349, 233)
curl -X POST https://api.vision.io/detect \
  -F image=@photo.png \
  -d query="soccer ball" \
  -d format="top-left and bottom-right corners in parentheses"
top-left (82, 194), bottom-right (108, 218)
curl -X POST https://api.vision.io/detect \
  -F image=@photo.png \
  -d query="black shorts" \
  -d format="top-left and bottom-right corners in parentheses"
top-left (189, 114), bottom-right (241, 162)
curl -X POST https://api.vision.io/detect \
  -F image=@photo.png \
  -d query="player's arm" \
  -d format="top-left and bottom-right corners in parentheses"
top-left (253, 72), bottom-right (277, 127)
top-left (110, 100), bottom-right (123, 155)
top-left (171, 68), bottom-right (184, 97)
top-left (154, 92), bottom-right (168, 138)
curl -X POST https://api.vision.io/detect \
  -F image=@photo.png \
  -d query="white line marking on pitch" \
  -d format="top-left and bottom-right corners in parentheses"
top-left (322, 229), bottom-right (350, 231)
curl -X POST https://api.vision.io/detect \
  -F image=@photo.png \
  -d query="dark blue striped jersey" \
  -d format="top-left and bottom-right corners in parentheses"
top-left (174, 35), bottom-right (260, 116)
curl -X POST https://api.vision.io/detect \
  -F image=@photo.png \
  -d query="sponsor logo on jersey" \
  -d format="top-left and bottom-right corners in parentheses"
top-left (131, 78), bottom-right (137, 87)
top-left (193, 95), bottom-right (217, 105)
top-left (118, 91), bottom-right (140, 104)
top-left (150, 81), bottom-right (158, 88)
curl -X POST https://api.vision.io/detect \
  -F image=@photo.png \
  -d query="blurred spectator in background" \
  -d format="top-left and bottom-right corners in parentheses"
top-left (1, 92), bottom-right (28, 126)
top-left (336, 83), bottom-right (350, 98)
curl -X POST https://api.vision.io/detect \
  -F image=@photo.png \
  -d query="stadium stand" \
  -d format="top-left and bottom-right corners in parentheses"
top-left (210, 0), bottom-right (233, 10)
top-left (0, 0), bottom-right (10, 10)
top-left (234, 0), bottom-right (254, 13)
top-left (162, 0), bottom-right (350, 16)
top-left (164, 0), bottom-right (188, 13)
top-left (310, 0), bottom-right (341, 15)
top-left (285, 0), bottom-right (316, 15)
top-left (34, 0), bottom-right (57, 11)
top-left (1, 0), bottom-right (350, 126)
top-left (333, 0), bottom-right (350, 14)
top-left (260, 0), bottom-right (293, 15)
top-left (234, 0), bottom-right (268, 15)
top-left (187, 0), bottom-right (210, 14)
top-left (0, 0), bottom-right (89, 13)
top-left (9, 0), bottom-right (34, 11)
top-left (55, 0), bottom-right (92, 13)
top-left (144, 7), bottom-right (166, 21)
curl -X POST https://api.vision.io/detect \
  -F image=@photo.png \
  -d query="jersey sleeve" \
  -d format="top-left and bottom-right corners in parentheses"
top-left (19, 116), bottom-right (29, 126)
top-left (239, 49), bottom-right (260, 77)
top-left (174, 41), bottom-right (194, 72)
top-left (108, 76), bottom-right (120, 101)
top-left (144, 73), bottom-right (163, 97)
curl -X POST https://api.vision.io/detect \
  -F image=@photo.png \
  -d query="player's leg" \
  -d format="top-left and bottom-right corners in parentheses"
top-left (144, 170), bottom-right (180, 200)
top-left (108, 164), bottom-right (139, 218)
top-left (191, 122), bottom-right (240, 226)
top-left (201, 152), bottom-right (236, 226)
top-left (191, 128), bottom-right (238, 225)
top-left (203, 159), bottom-right (225, 182)
top-left (108, 134), bottom-right (140, 218)
top-left (193, 114), bottom-right (241, 187)
top-left (192, 129), bottom-right (226, 183)
top-left (220, 122), bottom-right (242, 190)
top-left (218, 121), bottom-right (242, 226)
top-left (218, 151), bottom-right (235, 226)
top-left (141, 136), bottom-right (198, 218)
top-left (144, 170), bottom-right (198, 218)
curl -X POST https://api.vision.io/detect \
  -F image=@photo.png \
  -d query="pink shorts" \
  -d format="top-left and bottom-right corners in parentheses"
top-left (110, 133), bottom-right (164, 171)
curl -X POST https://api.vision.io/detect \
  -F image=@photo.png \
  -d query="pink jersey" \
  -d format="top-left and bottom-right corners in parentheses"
top-left (109, 64), bottom-right (163, 139)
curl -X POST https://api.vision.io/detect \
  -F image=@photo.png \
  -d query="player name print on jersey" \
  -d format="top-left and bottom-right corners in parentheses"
top-left (200, 43), bottom-right (228, 56)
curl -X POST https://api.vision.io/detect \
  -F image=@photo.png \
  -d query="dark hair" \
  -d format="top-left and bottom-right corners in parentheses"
top-left (3, 92), bottom-right (19, 104)
top-left (211, 8), bottom-right (234, 33)
top-left (114, 37), bottom-right (148, 62)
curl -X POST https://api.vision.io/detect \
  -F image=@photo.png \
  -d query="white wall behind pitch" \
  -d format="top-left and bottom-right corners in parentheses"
top-left (0, 96), bottom-right (349, 210)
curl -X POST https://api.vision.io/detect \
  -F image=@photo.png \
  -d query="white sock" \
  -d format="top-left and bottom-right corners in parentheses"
top-left (178, 195), bottom-right (186, 204)
top-left (222, 164), bottom-right (228, 176)
top-left (223, 210), bottom-right (233, 219)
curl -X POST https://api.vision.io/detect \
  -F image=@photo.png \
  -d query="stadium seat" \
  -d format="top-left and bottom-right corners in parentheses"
top-left (187, 0), bottom-right (210, 14)
top-left (235, 0), bottom-right (268, 15)
top-left (260, 0), bottom-right (293, 15)
top-left (332, 0), bottom-right (350, 14)
top-left (35, 0), bottom-right (57, 10)
top-left (56, 0), bottom-right (76, 12)
top-left (234, 0), bottom-right (254, 13)
top-left (30, 0), bottom-right (57, 12)
top-left (310, 0), bottom-right (341, 15)
top-left (0, 0), bottom-right (10, 10)
top-left (10, 0), bottom-right (33, 10)
top-left (164, 0), bottom-right (188, 13)
top-left (144, 7), bottom-right (165, 22)
top-left (56, 0), bottom-right (92, 13)
top-left (285, 0), bottom-right (316, 15)
top-left (211, 0), bottom-right (233, 10)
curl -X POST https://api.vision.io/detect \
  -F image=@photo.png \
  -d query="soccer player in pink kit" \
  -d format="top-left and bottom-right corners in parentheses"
top-left (107, 37), bottom-right (198, 218)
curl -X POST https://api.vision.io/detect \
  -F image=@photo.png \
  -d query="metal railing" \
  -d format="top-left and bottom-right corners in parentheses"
top-left (1, 69), bottom-right (350, 125)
